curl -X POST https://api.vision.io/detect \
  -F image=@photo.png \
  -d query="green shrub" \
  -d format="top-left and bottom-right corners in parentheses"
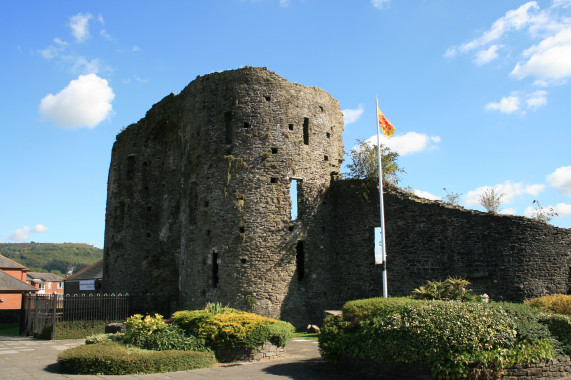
top-left (57, 341), bottom-right (217, 375)
top-left (125, 324), bottom-right (207, 352)
top-left (410, 278), bottom-right (482, 302)
top-left (539, 313), bottom-right (571, 355)
top-left (526, 294), bottom-right (571, 316)
top-left (319, 297), bottom-right (561, 379)
top-left (342, 297), bottom-right (419, 325)
top-left (85, 332), bottom-right (125, 345)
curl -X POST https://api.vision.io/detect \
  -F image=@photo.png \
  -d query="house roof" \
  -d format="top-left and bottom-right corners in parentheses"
top-left (65, 259), bottom-right (103, 281)
top-left (0, 254), bottom-right (28, 270)
top-left (0, 271), bottom-right (37, 292)
top-left (27, 272), bottom-right (64, 282)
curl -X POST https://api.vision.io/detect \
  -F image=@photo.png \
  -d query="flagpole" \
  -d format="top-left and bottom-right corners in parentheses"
top-left (376, 96), bottom-right (388, 298)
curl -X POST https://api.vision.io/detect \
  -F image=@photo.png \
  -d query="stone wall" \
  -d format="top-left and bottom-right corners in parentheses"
top-left (323, 180), bottom-right (571, 307)
top-left (103, 67), bottom-right (571, 328)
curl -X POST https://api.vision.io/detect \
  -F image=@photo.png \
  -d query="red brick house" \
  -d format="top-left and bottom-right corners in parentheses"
top-left (0, 254), bottom-right (37, 321)
top-left (27, 272), bottom-right (64, 294)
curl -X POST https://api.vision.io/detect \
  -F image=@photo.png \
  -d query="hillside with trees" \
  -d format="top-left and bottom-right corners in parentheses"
top-left (0, 243), bottom-right (102, 276)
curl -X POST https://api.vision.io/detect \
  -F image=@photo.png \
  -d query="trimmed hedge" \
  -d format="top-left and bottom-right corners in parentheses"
top-left (320, 298), bottom-right (562, 379)
top-left (35, 320), bottom-right (114, 340)
top-left (172, 309), bottom-right (294, 350)
top-left (57, 341), bottom-right (217, 375)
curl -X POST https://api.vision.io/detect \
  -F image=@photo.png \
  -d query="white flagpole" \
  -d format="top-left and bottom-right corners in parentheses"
top-left (376, 96), bottom-right (388, 298)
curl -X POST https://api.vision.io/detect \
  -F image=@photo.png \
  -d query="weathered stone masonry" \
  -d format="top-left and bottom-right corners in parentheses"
top-left (103, 67), bottom-right (571, 327)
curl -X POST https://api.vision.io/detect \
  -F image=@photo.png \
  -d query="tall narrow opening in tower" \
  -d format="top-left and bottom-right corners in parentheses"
top-left (296, 241), bottom-right (305, 281)
top-left (289, 179), bottom-right (301, 220)
top-left (212, 251), bottom-right (219, 288)
top-left (303, 118), bottom-right (309, 145)
top-left (224, 111), bottom-right (232, 145)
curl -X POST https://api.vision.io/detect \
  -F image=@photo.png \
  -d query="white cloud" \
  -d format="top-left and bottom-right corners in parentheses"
top-left (69, 13), bottom-right (93, 42)
top-left (371, 0), bottom-right (390, 10)
top-left (457, 2), bottom-right (540, 54)
top-left (38, 38), bottom-right (68, 60)
top-left (365, 131), bottom-right (441, 156)
top-left (511, 25), bottom-right (571, 81)
top-left (500, 208), bottom-right (516, 215)
top-left (8, 224), bottom-right (48, 242)
top-left (553, 0), bottom-right (571, 8)
top-left (279, 0), bottom-right (290, 7)
top-left (485, 95), bottom-right (521, 113)
top-left (465, 181), bottom-right (546, 206)
top-left (526, 90), bottom-right (548, 109)
top-left (485, 90), bottom-right (549, 113)
top-left (474, 45), bottom-right (501, 65)
top-left (342, 105), bottom-right (364, 125)
top-left (414, 190), bottom-right (441, 201)
top-left (547, 166), bottom-right (571, 195)
top-left (39, 74), bottom-right (115, 129)
top-left (553, 203), bottom-right (571, 216)
top-left (65, 56), bottom-right (107, 75)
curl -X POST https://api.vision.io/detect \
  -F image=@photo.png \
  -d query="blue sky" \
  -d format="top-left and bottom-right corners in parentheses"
top-left (1, 0), bottom-right (570, 248)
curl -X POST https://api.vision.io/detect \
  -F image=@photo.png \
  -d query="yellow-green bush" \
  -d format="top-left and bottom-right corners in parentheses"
top-left (172, 309), bottom-right (294, 350)
top-left (525, 294), bottom-right (571, 316)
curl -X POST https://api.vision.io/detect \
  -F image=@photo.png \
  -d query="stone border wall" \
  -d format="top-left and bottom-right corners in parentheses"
top-left (215, 342), bottom-right (285, 362)
top-left (338, 354), bottom-right (571, 379)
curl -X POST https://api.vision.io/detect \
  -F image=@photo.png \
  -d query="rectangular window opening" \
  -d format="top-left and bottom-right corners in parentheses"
top-left (271, 147), bottom-right (278, 154)
top-left (296, 241), bottom-right (305, 281)
top-left (224, 111), bottom-right (232, 145)
top-left (243, 122), bottom-right (251, 128)
top-left (271, 177), bottom-right (278, 184)
top-left (289, 179), bottom-right (301, 220)
top-left (288, 124), bottom-right (294, 131)
top-left (303, 118), bottom-right (309, 145)
top-left (212, 251), bottom-right (219, 288)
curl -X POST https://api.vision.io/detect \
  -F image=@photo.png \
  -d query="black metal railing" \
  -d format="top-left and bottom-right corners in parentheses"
top-left (20, 292), bottom-right (172, 337)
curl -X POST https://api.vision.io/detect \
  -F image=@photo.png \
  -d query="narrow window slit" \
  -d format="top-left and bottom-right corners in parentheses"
top-left (212, 251), bottom-right (219, 288)
top-left (224, 111), bottom-right (232, 145)
top-left (303, 118), bottom-right (309, 145)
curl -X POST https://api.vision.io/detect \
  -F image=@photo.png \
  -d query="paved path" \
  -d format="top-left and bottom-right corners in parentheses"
top-left (0, 336), bottom-right (355, 379)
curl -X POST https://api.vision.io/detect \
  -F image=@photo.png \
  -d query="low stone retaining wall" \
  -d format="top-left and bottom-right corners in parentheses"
top-left (503, 357), bottom-right (571, 379)
top-left (216, 342), bottom-right (285, 363)
top-left (338, 354), bottom-right (571, 379)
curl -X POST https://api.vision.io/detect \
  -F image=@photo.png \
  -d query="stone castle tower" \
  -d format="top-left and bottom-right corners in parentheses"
top-left (103, 67), bottom-right (344, 322)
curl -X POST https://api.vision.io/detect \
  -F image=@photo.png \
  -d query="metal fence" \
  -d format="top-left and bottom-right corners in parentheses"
top-left (20, 293), bottom-right (172, 337)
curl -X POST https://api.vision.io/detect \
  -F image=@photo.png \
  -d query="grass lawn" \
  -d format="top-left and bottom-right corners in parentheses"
top-left (0, 323), bottom-right (20, 336)
top-left (292, 331), bottom-right (319, 341)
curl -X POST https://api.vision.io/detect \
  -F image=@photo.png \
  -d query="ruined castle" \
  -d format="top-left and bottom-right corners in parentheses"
top-left (103, 67), bottom-right (571, 326)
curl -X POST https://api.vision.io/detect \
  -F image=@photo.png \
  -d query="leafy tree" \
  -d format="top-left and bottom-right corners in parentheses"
top-left (345, 139), bottom-right (405, 185)
top-left (479, 186), bottom-right (504, 214)
top-left (443, 188), bottom-right (462, 206)
top-left (531, 200), bottom-right (558, 223)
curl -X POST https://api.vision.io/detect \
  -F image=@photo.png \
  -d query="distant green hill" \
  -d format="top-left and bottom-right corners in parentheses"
top-left (0, 243), bottom-right (102, 276)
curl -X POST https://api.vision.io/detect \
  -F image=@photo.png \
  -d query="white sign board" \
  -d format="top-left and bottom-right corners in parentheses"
top-left (79, 280), bottom-right (95, 291)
